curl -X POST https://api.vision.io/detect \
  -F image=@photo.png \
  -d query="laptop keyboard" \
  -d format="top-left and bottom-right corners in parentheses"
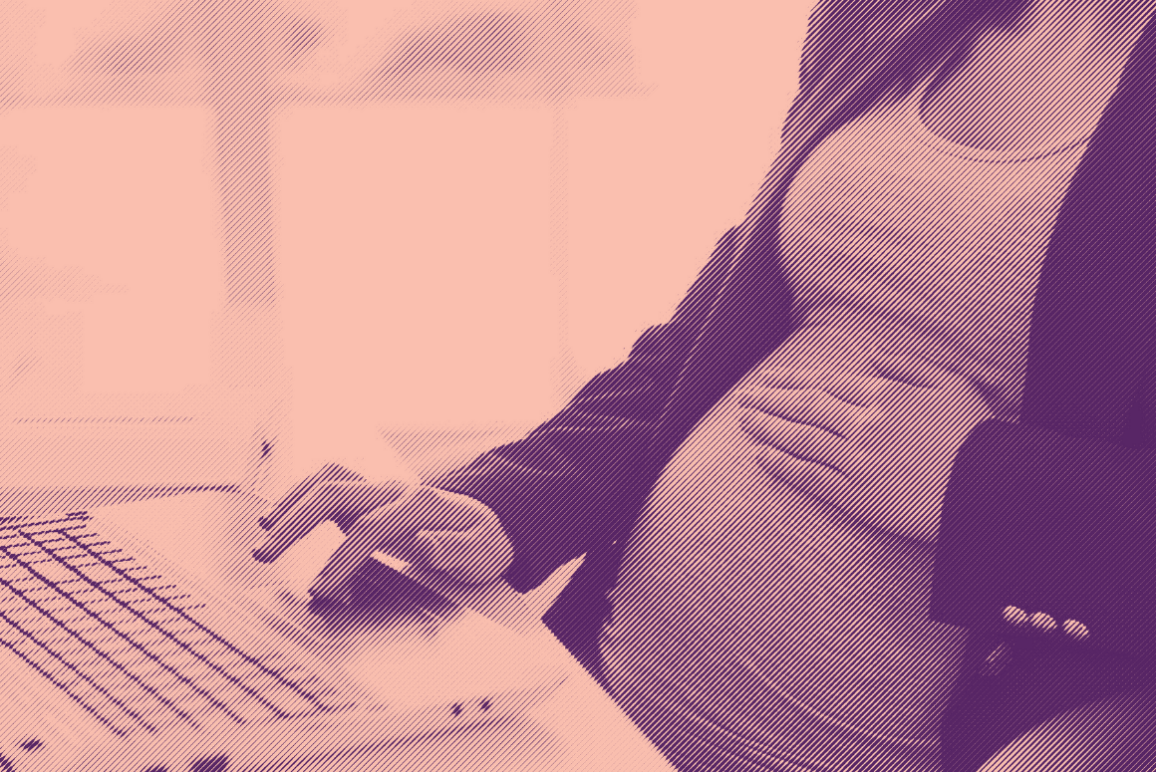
top-left (0, 514), bottom-right (350, 737)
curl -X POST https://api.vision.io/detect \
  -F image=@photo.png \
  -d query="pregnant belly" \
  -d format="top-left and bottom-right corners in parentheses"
top-left (599, 325), bottom-right (969, 748)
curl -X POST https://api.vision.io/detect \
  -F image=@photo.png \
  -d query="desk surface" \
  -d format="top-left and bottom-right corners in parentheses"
top-left (298, 664), bottom-right (679, 772)
top-left (293, 648), bottom-right (679, 772)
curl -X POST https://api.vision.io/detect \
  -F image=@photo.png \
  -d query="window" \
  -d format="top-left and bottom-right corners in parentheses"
top-left (1, 0), bottom-right (807, 487)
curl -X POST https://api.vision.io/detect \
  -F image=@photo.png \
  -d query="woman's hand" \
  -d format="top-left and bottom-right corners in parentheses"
top-left (737, 352), bottom-right (993, 543)
top-left (252, 463), bottom-right (515, 602)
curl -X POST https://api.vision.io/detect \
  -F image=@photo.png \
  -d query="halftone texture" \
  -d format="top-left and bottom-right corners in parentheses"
top-left (971, 691), bottom-right (1156, 771)
top-left (599, 35), bottom-right (1110, 772)
top-left (0, 515), bottom-right (345, 738)
top-left (3, 1), bottom-right (639, 106)
top-left (0, 0), bottom-right (639, 370)
top-left (0, 491), bottom-right (569, 771)
top-left (1, 3), bottom-right (622, 766)
top-left (371, 3), bottom-right (637, 102)
top-left (602, 343), bottom-right (966, 772)
top-left (778, 71), bottom-right (1092, 423)
top-left (421, 1), bottom-right (1156, 770)
top-left (1, 0), bottom-right (642, 492)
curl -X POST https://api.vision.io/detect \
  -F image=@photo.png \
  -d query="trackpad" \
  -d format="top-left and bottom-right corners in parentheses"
top-left (250, 522), bottom-right (564, 705)
top-left (247, 567), bottom-right (561, 706)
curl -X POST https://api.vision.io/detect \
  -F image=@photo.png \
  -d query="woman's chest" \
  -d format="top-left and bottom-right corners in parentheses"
top-left (778, 90), bottom-right (1088, 419)
top-left (921, 51), bottom-right (1118, 152)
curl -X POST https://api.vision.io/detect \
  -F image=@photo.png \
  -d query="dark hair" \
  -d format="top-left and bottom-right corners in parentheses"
top-left (887, 0), bottom-right (1032, 95)
top-left (790, 0), bottom-right (1033, 136)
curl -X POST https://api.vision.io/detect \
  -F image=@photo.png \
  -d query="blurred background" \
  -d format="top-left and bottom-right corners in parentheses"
top-left (0, 0), bottom-right (812, 487)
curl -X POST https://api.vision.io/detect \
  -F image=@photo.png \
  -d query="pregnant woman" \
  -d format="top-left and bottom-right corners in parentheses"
top-left (255, 0), bottom-right (1156, 769)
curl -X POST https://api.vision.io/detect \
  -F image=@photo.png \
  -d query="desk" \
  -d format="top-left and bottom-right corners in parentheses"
top-left (296, 646), bottom-right (679, 772)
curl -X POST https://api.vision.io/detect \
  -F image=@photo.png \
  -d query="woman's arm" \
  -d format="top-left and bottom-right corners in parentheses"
top-left (429, 226), bottom-right (743, 592)
top-left (931, 418), bottom-right (1156, 660)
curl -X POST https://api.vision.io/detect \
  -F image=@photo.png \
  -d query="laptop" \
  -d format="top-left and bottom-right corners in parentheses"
top-left (0, 487), bottom-right (568, 772)
top-left (1, 50), bottom-right (567, 772)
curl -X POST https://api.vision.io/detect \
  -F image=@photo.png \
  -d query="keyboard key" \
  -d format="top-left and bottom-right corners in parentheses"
top-left (162, 648), bottom-right (215, 680)
top-left (15, 646), bottom-right (77, 684)
top-left (24, 523), bottom-right (84, 538)
top-left (4, 606), bottom-right (56, 634)
top-left (0, 617), bottom-right (25, 646)
top-left (117, 587), bottom-right (160, 606)
top-left (70, 559), bottom-right (128, 586)
top-left (41, 543), bottom-right (87, 558)
top-left (73, 592), bottom-right (120, 613)
top-left (0, 562), bottom-right (37, 584)
top-left (62, 684), bottom-right (141, 735)
top-left (230, 696), bottom-right (279, 724)
top-left (120, 625), bottom-right (170, 654)
top-left (182, 632), bottom-right (242, 663)
top-left (4, 543), bottom-right (46, 559)
top-left (29, 598), bottom-right (80, 622)
top-left (194, 670), bottom-right (274, 718)
top-left (89, 606), bottom-right (137, 632)
top-left (26, 560), bottom-right (81, 586)
top-left (69, 615), bottom-right (111, 638)
top-left (213, 653), bottom-right (272, 681)
top-left (62, 585), bottom-right (104, 604)
top-left (146, 666), bottom-right (196, 696)
top-left (137, 604), bottom-right (184, 625)
top-left (47, 604), bottom-right (90, 627)
top-left (140, 665), bottom-right (192, 695)
top-left (124, 567), bottom-right (164, 583)
top-left (2, 638), bottom-right (144, 731)
top-left (96, 640), bottom-right (148, 669)
top-left (14, 583), bottom-right (59, 600)
top-left (264, 685), bottom-right (319, 716)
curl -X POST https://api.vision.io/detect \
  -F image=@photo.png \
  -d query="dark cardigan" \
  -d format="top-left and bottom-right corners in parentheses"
top-left (432, 3), bottom-right (1156, 769)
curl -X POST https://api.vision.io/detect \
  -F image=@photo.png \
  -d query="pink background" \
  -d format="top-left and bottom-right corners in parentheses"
top-left (0, 0), bottom-right (813, 766)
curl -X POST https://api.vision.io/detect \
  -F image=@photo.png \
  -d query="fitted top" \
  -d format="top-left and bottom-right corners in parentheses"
top-left (597, 77), bottom-right (1104, 772)
top-left (777, 75), bottom-right (1094, 421)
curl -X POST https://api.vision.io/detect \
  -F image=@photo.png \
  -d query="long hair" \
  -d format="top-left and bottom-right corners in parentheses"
top-left (792, 0), bottom-right (1033, 137)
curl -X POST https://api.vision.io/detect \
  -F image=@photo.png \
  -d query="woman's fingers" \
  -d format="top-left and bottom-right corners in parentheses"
top-left (738, 409), bottom-right (851, 469)
top-left (260, 463), bottom-right (365, 530)
top-left (754, 445), bottom-right (852, 507)
top-left (738, 387), bottom-right (873, 438)
top-left (755, 368), bottom-right (839, 393)
top-left (755, 369), bottom-right (885, 407)
top-left (824, 374), bottom-right (888, 406)
top-left (303, 480), bottom-right (411, 531)
top-left (871, 350), bottom-right (971, 391)
top-left (413, 521), bottom-right (515, 585)
top-left (307, 487), bottom-right (510, 602)
top-left (252, 484), bottom-right (331, 563)
top-left (307, 509), bottom-right (400, 604)
top-left (307, 488), bottom-right (432, 602)
top-left (252, 479), bottom-right (410, 563)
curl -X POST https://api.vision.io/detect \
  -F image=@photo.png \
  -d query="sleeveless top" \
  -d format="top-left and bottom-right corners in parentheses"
top-left (597, 74), bottom-right (1097, 772)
